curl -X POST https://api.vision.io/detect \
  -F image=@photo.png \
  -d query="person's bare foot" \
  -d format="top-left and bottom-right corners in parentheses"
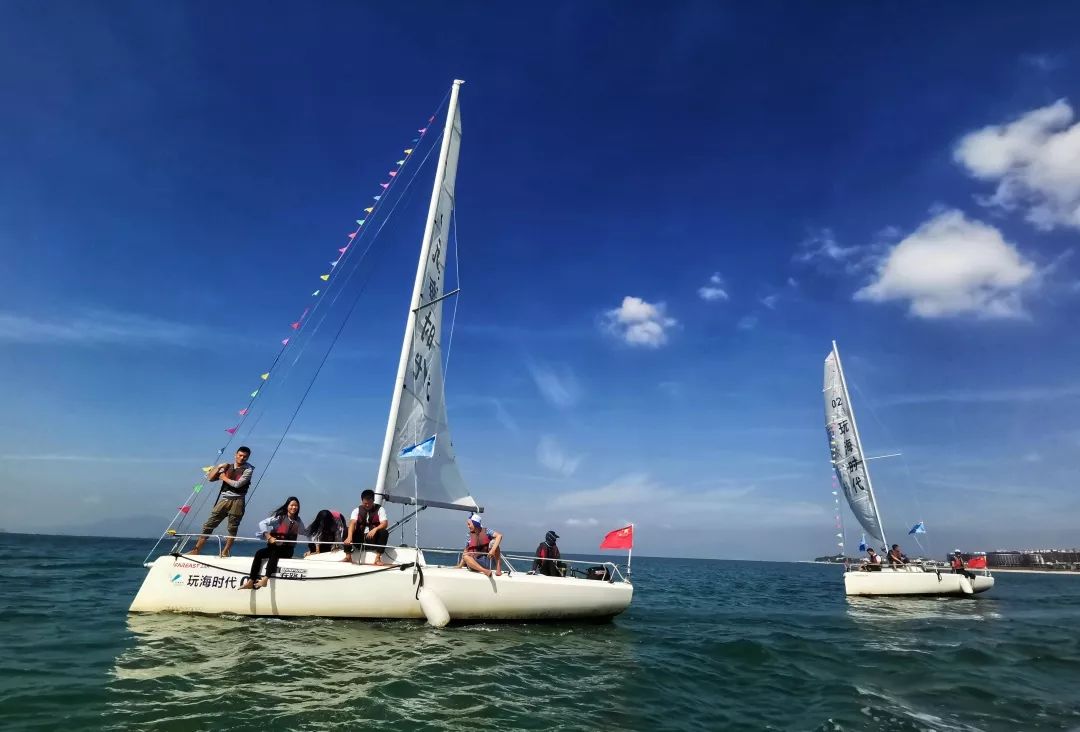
top-left (255, 577), bottom-right (268, 589)
top-left (373, 558), bottom-right (385, 566)
top-left (239, 579), bottom-right (255, 590)
top-left (495, 567), bottom-right (502, 577)
top-left (219, 552), bottom-right (230, 558)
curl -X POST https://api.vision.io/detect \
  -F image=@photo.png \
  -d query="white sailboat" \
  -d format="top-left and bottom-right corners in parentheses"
top-left (824, 341), bottom-right (993, 597)
top-left (130, 81), bottom-right (634, 624)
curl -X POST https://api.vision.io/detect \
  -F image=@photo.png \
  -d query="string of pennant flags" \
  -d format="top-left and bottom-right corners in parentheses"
top-left (163, 110), bottom-right (442, 538)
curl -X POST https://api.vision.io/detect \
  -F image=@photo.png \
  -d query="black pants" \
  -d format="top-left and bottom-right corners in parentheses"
top-left (953, 567), bottom-right (976, 580)
top-left (345, 528), bottom-right (389, 554)
top-left (249, 543), bottom-right (294, 580)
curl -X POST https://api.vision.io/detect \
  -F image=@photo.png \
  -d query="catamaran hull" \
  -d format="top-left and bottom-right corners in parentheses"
top-left (844, 568), bottom-right (994, 596)
top-left (129, 549), bottom-right (633, 622)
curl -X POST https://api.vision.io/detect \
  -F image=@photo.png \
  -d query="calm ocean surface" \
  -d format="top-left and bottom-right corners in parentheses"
top-left (2, 534), bottom-right (1079, 731)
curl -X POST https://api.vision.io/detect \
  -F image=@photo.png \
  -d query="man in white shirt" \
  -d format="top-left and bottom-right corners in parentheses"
top-left (343, 489), bottom-right (390, 565)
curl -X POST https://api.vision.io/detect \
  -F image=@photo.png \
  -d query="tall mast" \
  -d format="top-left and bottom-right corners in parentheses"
top-left (832, 340), bottom-right (888, 548)
top-left (374, 80), bottom-right (465, 500)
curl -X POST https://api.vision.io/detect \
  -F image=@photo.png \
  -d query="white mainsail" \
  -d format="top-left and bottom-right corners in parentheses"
top-left (823, 341), bottom-right (886, 545)
top-left (374, 80), bottom-right (478, 512)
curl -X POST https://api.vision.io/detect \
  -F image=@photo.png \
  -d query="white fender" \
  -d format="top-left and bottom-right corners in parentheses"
top-left (959, 577), bottom-right (973, 595)
top-left (418, 586), bottom-right (450, 627)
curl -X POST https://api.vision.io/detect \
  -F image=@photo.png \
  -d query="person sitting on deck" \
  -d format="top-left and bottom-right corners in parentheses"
top-left (240, 496), bottom-right (308, 590)
top-left (531, 530), bottom-right (565, 576)
top-left (189, 446), bottom-right (254, 557)
top-left (456, 513), bottom-right (502, 577)
top-left (887, 544), bottom-right (908, 567)
top-left (950, 550), bottom-right (977, 580)
top-left (864, 547), bottom-right (882, 571)
top-left (305, 509), bottom-right (346, 556)
top-left (343, 490), bottom-right (390, 566)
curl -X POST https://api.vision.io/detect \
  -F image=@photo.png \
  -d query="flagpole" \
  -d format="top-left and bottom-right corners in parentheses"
top-left (627, 523), bottom-right (633, 579)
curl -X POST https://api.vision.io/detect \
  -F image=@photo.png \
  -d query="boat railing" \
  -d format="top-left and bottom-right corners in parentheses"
top-left (846, 558), bottom-right (992, 576)
top-left (162, 533), bottom-right (627, 581)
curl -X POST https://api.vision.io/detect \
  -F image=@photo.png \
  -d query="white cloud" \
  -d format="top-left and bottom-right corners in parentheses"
top-left (526, 362), bottom-right (582, 408)
top-left (760, 294), bottom-right (779, 310)
top-left (794, 228), bottom-right (860, 265)
top-left (554, 473), bottom-right (671, 508)
top-left (600, 296), bottom-right (678, 348)
top-left (736, 315), bottom-right (758, 331)
top-left (698, 272), bottom-right (730, 302)
top-left (0, 309), bottom-right (205, 346)
top-left (536, 435), bottom-right (584, 477)
top-left (565, 517), bottom-right (599, 527)
top-left (787, 277), bottom-right (798, 288)
top-left (874, 383), bottom-right (1080, 407)
top-left (854, 209), bottom-right (1037, 319)
top-left (954, 99), bottom-right (1080, 230)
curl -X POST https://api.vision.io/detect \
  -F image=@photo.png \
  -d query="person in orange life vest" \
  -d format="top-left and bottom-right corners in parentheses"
top-left (240, 496), bottom-right (308, 590)
top-left (305, 509), bottom-right (347, 556)
top-left (190, 447), bottom-right (254, 557)
top-left (455, 513), bottom-right (502, 577)
top-left (343, 490), bottom-right (390, 565)
top-left (887, 544), bottom-right (908, 567)
top-left (864, 548), bottom-right (882, 570)
top-left (950, 550), bottom-right (976, 580)
top-left (532, 530), bottom-right (564, 576)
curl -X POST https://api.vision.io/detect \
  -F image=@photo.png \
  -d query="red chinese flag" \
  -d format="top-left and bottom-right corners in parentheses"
top-left (600, 525), bottom-right (634, 550)
top-left (966, 555), bottom-right (987, 569)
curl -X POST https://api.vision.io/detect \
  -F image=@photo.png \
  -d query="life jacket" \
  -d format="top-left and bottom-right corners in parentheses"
top-left (465, 530), bottom-right (492, 554)
top-left (271, 516), bottom-right (300, 540)
top-left (356, 505), bottom-right (383, 532)
top-left (538, 542), bottom-right (561, 561)
top-left (950, 556), bottom-right (964, 569)
top-left (222, 463), bottom-right (251, 495)
top-left (868, 553), bottom-right (881, 564)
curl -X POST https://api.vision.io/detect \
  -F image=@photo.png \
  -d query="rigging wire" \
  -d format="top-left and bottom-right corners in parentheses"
top-left (147, 95), bottom-right (451, 561)
top-left (242, 133), bottom-right (445, 508)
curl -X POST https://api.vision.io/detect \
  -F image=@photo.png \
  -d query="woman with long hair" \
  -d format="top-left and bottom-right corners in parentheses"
top-left (240, 496), bottom-right (308, 590)
top-left (305, 509), bottom-right (347, 555)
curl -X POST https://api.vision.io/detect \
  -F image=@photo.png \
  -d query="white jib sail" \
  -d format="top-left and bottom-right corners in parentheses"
top-left (374, 81), bottom-right (478, 512)
top-left (824, 344), bottom-right (885, 545)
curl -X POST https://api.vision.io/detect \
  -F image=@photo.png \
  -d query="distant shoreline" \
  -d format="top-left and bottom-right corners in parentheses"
top-left (990, 568), bottom-right (1080, 576)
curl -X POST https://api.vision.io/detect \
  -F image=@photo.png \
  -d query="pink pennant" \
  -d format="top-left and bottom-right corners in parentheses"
top-left (388, 171), bottom-right (397, 177)
top-left (281, 337), bottom-right (290, 346)
top-left (338, 246), bottom-right (349, 254)
top-left (428, 115), bottom-right (435, 123)
top-left (291, 320), bottom-right (301, 330)
top-left (380, 182), bottom-right (389, 189)
top-left (178, 505), bottom-right (191, 514)
top-left (348, 232), bottom-right (356, 238)
top-left (226, 427), bottom-right (238, 435)
top-left (418, 128), bottom-right (427, 134)
top-left (238, 408), bottom-right (248, 416)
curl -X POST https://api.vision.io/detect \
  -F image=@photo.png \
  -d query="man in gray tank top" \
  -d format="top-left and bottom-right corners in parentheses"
top-left (189, 446), bottom-right (254, 557)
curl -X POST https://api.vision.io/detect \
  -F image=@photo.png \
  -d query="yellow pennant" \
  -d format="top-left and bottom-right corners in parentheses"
top-left (320, 274), bottom-right (330, 281)
top-left (404, 148), bottom-right (413, 154)
top-left (364, 207), bottom-right (374, 213)
top-left (202, 465), bottom-right (213, 473)
top-left (166, 529), bottom-right (177, 535)
top-left (260, 372), bottom-right (270, 380)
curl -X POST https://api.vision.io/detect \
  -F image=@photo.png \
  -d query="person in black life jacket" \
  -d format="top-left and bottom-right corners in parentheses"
top-left (950, 550), bottom-right (976, 580)
top-left (190, 447), bottom-right (254, 557)
top-left (864, 547), bottom-right (882, 571)
top-left (532, 530), bottom-right (564, 576)
top-left (240, 496), bottom-right (308, 590)
top-left (887, 544), bottom-right (908, 567)
top-left (455, 513), bottom-right (503, 577)
top-left (343, 490), bottom-right (390, 565)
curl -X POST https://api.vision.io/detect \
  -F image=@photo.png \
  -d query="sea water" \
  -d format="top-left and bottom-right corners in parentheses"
top-left (2, 534), bottom-right (1079, 731)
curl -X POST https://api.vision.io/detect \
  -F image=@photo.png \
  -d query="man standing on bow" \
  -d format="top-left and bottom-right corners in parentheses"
top-left (189, 446), bottom-right (254, 557)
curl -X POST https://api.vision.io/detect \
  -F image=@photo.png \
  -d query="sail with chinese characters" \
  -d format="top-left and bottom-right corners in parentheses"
top-left (824, 345), bottom-right (885, 544)
top-left (375, 90), bottom-right (477, 513)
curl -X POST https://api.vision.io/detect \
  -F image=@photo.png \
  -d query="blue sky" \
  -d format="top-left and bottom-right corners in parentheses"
top-left (1, 3), bottom-right (1078, 560)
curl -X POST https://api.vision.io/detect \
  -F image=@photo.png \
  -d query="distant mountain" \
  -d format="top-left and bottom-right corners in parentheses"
top-left (38, 514), bottom-right (173, 540)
